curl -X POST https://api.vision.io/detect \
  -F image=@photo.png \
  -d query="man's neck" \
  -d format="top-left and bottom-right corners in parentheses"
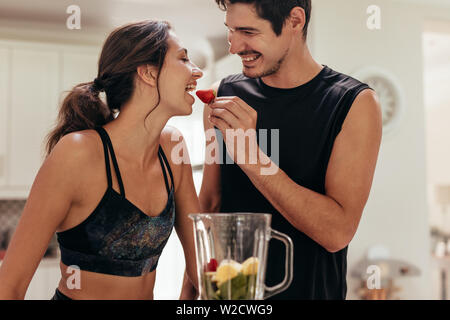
top-left (261, 46), bottom-right (323, 89)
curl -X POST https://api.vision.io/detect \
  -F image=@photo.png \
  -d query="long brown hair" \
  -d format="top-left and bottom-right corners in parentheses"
top-left (45, 20), bottom-right (171, 155)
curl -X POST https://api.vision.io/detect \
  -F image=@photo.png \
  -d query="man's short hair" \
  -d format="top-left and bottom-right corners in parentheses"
top-left (215, 0), bottom-right (312, 39)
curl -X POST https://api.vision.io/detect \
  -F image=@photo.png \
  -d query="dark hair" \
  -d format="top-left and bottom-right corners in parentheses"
top-left (216, 0), bottom-right (311, 39)
top-left (45, 20), bottom-right (172, 155)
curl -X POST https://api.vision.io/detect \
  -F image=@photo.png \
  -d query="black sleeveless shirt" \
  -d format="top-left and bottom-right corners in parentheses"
top-left (217, 65), bottom-right (371, 299)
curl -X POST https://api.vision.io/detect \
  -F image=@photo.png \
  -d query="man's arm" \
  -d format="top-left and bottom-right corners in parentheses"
top-left (199, 81), bottom-right (222, 213)
top-left (209, 89), bottom-right (382, 253)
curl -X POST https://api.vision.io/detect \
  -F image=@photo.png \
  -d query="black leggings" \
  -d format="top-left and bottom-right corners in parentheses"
top-left (51, 288), bottom-right (73, 300)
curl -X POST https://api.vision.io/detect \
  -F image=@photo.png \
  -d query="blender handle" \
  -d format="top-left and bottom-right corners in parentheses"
top-left (264, 229), bottom-right (294, 299)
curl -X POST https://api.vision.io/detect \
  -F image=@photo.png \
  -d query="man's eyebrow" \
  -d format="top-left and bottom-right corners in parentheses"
top-left (224, 22), bottom-right (259, 32)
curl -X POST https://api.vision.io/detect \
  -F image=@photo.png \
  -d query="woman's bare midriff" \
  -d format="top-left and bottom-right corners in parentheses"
top-left (57, 261), bottom-right (156, 300)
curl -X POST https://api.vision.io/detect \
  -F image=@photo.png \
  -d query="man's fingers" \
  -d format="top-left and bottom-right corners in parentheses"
top-left (209, 115), bottom-right (231, 133)
top-left (213, 96), bottom-right (255, 118)
top-left (210, 108), bottom-right (240, 128)
top-left (209, 100), bottom-right (247, 121)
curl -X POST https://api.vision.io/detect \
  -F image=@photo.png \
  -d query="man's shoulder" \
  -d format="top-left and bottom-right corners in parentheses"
top-left (321, 66), bottom-right (370, 93)
top-left (217, 73), bottom-right (258, 97)
top-left (221, 73), bottom-right (253, 86)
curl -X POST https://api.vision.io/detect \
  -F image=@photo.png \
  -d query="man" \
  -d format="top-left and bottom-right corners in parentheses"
top-left (182, 0), bottom-right (382, 300)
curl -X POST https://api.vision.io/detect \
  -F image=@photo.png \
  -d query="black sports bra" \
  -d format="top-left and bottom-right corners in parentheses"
top-left (56, 127), bottom-right (175, 277)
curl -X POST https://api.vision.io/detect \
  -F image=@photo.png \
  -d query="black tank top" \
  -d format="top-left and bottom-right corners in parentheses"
top-left (217, 65), bottom-right (371, 299)
top-left (56, 126), bottom-right (175, 277)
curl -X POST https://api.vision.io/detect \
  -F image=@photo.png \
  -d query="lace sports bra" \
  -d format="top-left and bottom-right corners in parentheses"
top-left (56, 127), bottom-right (175, 277)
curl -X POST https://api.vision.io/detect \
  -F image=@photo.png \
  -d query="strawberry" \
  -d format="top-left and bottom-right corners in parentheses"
top-left (206, 258), bottom-right (218, 272)
top-left (196, 89), bottom-right (216, 104)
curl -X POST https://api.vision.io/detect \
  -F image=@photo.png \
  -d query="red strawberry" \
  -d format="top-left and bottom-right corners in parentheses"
top-left (206, 258), bottom-right (218, 272)
top-left (196, 89), bottom-right (216, 104)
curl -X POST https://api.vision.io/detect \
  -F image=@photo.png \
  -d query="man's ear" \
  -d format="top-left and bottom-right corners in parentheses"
top-left (137, 64), bottom-right (158, 87)
top-left (288, 7), bottom-right (306, 32)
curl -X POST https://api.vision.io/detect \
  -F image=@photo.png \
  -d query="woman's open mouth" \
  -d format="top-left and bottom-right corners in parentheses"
top-left (185, 83), bottom-right (197, 104)
top-left (185, 83), bottom-right (197, 96)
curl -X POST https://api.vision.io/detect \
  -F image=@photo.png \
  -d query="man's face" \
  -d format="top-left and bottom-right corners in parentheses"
top-left (225, 3), bottom-right (292, 79)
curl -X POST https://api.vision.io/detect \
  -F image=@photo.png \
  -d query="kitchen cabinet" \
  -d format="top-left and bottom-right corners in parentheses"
top-left (0, 39), bottom-right (100, 199)
top-left (61, 50), bottom-right (98, 94)
top-left (9, 46), bottom-right (59, 189)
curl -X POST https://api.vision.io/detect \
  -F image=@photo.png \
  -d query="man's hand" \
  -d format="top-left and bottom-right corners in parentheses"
top-left (208, 96), bottom-right (260, 167)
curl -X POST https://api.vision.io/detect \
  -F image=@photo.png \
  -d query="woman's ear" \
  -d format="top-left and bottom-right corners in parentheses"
top-left (137, 64), bottom-right (158, 87)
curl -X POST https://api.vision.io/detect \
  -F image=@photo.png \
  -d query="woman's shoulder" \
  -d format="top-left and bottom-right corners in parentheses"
top-left (48, 129), bottom-right (103, 169)
top-left (34, 130), bottom-right (104, 203)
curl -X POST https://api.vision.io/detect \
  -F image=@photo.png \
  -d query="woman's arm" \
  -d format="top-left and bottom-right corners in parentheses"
top-left (161, 127), bottom-right (200, 300)
top-left (0, 133), bottom-right (92, 299)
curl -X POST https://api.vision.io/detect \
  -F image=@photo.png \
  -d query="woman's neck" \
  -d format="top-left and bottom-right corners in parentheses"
top-left (103, 105), bottom-right (169, 170)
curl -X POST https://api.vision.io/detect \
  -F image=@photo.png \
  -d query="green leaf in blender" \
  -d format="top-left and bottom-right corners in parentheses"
top-left (218, 272), bottom-right (248, 300)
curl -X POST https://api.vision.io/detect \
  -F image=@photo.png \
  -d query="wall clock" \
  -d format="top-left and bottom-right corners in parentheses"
top-left (352, 66), bottom-right (404, 138)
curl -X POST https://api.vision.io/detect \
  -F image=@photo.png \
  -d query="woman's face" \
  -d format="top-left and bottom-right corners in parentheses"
top-left (157, 31), bottom-right (203, 116)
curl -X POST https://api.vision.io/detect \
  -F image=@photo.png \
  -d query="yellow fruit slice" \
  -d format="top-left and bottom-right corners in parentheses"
top-left (242, 257), bottom-right (259, 275)
top-left (215, 259), bottom-right (242, 285)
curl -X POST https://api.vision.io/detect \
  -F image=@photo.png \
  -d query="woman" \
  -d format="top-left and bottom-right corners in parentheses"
top-left (0, 20), bottom-right (201, 300)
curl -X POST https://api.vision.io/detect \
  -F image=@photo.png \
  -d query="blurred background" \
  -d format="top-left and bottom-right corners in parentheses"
top-left (0, 0), bottom-right (450, 300)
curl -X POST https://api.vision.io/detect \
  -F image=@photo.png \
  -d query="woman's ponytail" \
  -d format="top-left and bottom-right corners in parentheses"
top-left (45, 80), bottom-right (113, 156)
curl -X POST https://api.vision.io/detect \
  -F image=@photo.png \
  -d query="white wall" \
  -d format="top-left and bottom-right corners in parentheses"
top-left (424, 29), bottom-right (450, 232)
top-left (427, 102), bottom-right (450, 233)
top-left (311, 0), bottom-right (450, 299)
top-left (423, 27), bottom-right (450, 300)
